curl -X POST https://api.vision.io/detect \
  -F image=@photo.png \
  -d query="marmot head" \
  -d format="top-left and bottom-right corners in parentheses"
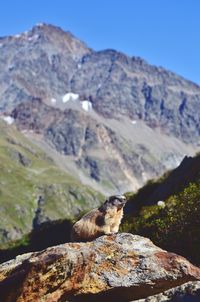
top-left (100, 195), bottom-right (127, 212)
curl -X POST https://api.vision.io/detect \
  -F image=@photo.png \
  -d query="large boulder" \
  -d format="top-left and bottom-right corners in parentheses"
top-left (0, 233), bottom-right (200, 302)
top-left (136, 281), bottom-right (200, 301)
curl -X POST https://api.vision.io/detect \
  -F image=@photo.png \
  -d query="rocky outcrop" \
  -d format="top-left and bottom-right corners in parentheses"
top-left (71, 50), bottom-right (200, 145)
top-left (0, 233), bottom-right (200, 302)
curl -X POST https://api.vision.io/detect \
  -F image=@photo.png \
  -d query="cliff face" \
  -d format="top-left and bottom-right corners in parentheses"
top-left (0, 23), bottom-right (199, 194)
top-left (69, 49), bottom-right (200, 145)
top-left (0, 233), bottom-right (200, 302)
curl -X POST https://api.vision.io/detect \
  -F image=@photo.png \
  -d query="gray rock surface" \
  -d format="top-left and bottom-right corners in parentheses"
top-left (0, 233), bottom-right (200, 302)
top-left (136, 281), bottom-right (200, 301)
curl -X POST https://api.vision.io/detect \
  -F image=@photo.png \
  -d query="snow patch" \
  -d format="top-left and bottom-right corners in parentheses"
top-left (28, 34), bottom-right (40, 42)
top-left (2, 116), bottom-right (14, 125)
top-left (77, 63), bottom-right (82, 69)
top-left (51, 98), bottom-right (57, 104)
top-left (36, 23), bottom-right (45, 27)
top-left (131, 120), bottom-right (137, 125)
top-left (81, 100), bottom-right (92, 112)
top-left (14, 34), bottom-right (21, 39)
top-left (62, 93), bottom-right (79, 103)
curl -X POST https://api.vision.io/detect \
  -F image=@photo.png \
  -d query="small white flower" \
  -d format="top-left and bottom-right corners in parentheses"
top-left (157, 200), bottom-right (165, 208)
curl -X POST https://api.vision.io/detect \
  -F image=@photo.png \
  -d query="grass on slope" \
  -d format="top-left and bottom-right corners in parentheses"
top-left (0, 121), bottom-right (103, 245)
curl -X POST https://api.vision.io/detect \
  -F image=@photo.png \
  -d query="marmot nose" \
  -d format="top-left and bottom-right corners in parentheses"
top-left (116, 195), bottom-right (126, 201)
top-left (121, 197), bottom-right (127, 203)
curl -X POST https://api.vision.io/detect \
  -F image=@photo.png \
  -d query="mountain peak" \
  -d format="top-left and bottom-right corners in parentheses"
top-left (32, 22), bottom-right (73, 37)
top-left (0, 23), bottom-right (90, 57)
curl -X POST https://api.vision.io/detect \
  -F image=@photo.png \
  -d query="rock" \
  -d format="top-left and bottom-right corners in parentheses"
top-left (9, 149), bottom-right (32, 167)
top-left (0, 233), bottom-right (200, 302)
top-left (32, 196), bottom-right (50, 229)
top-left (136, 281), bottom-right (200, 301)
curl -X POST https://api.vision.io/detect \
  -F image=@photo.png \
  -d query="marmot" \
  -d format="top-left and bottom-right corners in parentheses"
top-left (71, 195), bottom-right (127, 242)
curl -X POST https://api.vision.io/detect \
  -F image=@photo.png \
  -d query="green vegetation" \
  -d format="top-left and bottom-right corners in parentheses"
top-left (125, 153), bottom-right (200, 218)
top-left (0, 121), bottom-right (103, 247)
top-left (121, 179), bottom-right (200, 265)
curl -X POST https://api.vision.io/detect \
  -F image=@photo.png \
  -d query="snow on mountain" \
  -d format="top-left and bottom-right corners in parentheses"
top-left (62, 93), bottom-right (79, 103)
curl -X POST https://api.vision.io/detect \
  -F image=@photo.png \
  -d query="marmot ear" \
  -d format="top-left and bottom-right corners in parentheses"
top-left (99, 199), bottom-right (109, 212)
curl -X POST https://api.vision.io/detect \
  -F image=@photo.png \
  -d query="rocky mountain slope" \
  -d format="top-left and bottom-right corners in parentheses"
top-left (0, 120), bottom-right (103, 245)
top-left (125, 153), bottom-right (200, 214)
top-left (0, 23), bottom-right (199, 194)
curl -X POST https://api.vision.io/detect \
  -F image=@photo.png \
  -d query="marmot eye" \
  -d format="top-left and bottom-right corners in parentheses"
top-left (118, 198), bottom-right (125, 203)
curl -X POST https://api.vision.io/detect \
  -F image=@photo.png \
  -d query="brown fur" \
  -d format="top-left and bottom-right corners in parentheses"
top-left (71, 195), bottom-right (126, 242)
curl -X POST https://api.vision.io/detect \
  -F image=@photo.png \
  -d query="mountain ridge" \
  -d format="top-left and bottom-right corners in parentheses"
top-left (0, 23), bottom-right (199, 194)
top-left (1, 22), bottom-right (200, 89)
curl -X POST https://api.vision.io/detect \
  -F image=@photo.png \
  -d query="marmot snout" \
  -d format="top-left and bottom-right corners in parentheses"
top-left (71, 195), bottom-right (127, 242)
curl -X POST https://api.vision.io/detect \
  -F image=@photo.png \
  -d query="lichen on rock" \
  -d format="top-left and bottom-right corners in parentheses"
top-left (0, 233), bottom-right (200, 302)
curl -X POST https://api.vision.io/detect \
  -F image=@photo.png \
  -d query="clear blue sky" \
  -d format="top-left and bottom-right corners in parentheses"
top-left (0, 0), bottom-right (199, 84)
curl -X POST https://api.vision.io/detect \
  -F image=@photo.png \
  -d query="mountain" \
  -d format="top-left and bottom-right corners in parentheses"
top-left (0, 120), bottom-right (103, 245)
top-left (0, 23), bottom-right (199, 195)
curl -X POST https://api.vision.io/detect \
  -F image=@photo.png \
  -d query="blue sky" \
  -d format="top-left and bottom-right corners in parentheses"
top-left (0, 0), bottom-right (199, 84)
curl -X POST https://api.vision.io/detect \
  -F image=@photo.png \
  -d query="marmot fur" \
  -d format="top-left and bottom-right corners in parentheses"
top-left (71, 195), bottom-right (126, 242)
